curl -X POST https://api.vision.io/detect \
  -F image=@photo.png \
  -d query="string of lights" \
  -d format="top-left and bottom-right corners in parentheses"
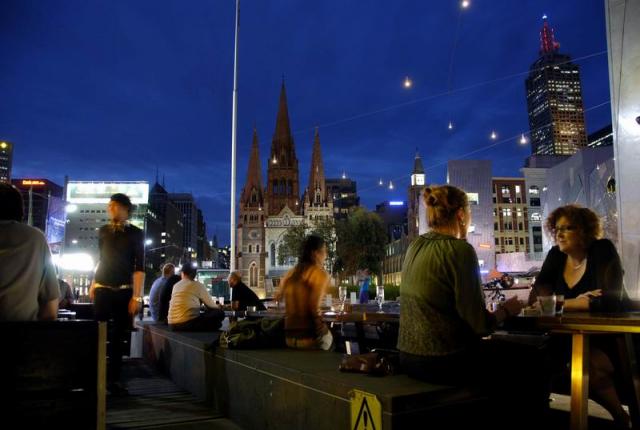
top-left (354, 100), bottom-right (611, 195)
top-left (291, 50), bottom-right (606, 138)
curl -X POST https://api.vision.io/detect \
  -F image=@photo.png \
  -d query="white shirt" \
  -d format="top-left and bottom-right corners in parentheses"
top-left (167, 278), bottom-right (218, 325)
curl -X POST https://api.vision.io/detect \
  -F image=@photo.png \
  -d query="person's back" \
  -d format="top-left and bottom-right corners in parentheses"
top-left (159, 274), bottom-right (181, 322)
top-left (148, 276), bottom-right (167, 321)
top-left (398, 232), bottom-right (493, 356)
top-left (0, 221), bottom-right (60, 321)
top-left (282, 265), bottom-right (328, 340)
top-left (168, 278), bottom-right (209, 325)
top-left (233, 281), bottom-right (265, 311)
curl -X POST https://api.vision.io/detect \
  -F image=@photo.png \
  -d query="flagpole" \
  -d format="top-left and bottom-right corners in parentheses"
top-left (229, 0), bottom-right (240, 280)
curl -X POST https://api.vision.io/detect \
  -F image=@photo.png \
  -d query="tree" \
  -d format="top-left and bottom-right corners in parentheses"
top-left (277, 223), bottom-right (307, 266)
top-left (276, 217), bottom-right (337, 273)
top-left (335, 208), bottom-right (387, 280)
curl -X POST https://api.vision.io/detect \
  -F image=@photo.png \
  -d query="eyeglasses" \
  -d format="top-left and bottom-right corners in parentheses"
top-left (554, 225), bottom-right (576, 234)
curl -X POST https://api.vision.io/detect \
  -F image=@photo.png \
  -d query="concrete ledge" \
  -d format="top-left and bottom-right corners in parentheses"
top-left (142, 322), bottom-right (487, 429)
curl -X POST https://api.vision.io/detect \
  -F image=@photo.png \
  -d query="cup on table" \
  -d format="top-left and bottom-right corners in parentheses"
top-left (555, 294), bottom-right (565, 315)
top-left (538, 295), bottom-right (557, 316)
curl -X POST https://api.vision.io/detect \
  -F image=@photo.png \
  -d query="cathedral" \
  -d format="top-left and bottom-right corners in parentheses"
top-left (236, 82), bottom-right (333, 293)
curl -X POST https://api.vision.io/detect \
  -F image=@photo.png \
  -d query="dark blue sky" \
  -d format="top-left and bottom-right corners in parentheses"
top-left (1, 0), bottom-right (611, 245)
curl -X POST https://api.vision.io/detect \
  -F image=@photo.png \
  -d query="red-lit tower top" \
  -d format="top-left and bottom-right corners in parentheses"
top-left (539, 14), bottom-right (560, 55)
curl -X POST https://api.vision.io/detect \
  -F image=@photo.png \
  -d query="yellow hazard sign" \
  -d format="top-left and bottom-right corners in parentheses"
top-left (350, 389), bottom-right (382, 430)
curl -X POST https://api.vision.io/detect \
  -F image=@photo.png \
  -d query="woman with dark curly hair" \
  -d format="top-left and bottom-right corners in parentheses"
top-left (533, 204), bottom-right (631, 427)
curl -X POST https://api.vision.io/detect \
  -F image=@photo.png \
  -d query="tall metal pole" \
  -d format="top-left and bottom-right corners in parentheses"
top-left (229, 0), bottom-right (240, 276)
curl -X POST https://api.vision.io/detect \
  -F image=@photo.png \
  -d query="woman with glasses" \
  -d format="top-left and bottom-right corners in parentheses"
top-left (532, 204), bottom-right (631, 428)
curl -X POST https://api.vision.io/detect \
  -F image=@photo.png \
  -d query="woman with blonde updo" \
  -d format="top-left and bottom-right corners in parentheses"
top-left (397, 185), bottom-right (548, 427)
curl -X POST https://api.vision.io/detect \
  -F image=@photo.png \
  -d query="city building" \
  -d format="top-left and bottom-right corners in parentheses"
top-left (11, 178), bottom-right (64, 233)
top-left (196, 208), bottom-right (210, 266)
top-left (447, 160), bottom-right (495, 275)
top-left (588, 124), bottom-right (613, 148)
top-left (492, 177), bottom-right (530, 256)
top-left (169, 193), bottom-right (198, 261)
top-left (61, 181), bottom-right (149, 289)
top-left (148, 181), bottom-right (185, 270)
top-left (236, 81), bottom-right (335, 293)
top-left (541, 146), bottom-right (616, 252)
top-left (302, 128), bottom-right (334, 227)
top-left (237, 128), bottom-right (266, 289)
top-left (407, 151), bottom-right (427, 240)
top-left (325, 177), bottom-right (360, 220)
top-left (521, 167), bottom-right (547, 258)
top-left (525, 16), bottom-right (588, 157)
top-left (0, 140), bottom-right (13, 183)
top-left (375, 201), bottom-right (408, 243)
top-left (382, 154), bottom-right (427, 286)
top-left (378, 200), bottom-right (408, 287)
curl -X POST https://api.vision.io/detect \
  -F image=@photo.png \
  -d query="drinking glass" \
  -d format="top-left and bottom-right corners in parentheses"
top-left (376, 286), bottom-right (385, 313)
top-left (338, 286), bottom-right (348, 313)
top-left (555, 294), bottom-right (565, 315)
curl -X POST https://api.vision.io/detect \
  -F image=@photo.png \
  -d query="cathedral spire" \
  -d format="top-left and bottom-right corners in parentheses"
top-left (266, 80), bottom-right (300, 215)
top-left (240, 127), bottom-right (264, 207)
top-left (271, 81), bottom-right (296, 164)
top-left (413, 150), bottom-right (425, 175)
top-left (539, 15), bottom-right (560, 55)
top-left (306, 127), bottom-right (327, 206)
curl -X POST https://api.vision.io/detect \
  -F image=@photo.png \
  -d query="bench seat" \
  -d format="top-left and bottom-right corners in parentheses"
top-left (141, 321), bottom-right (487, 429)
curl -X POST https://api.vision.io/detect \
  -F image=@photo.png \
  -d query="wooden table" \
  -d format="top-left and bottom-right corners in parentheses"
top-left (517, 312), bottom-right (640, 430)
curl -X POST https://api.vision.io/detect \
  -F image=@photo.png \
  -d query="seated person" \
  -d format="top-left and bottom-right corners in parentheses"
top-left (148, 263), bottom-right (174, 321)
top-left (0, 183), bottom-right (59, 321)
top-left (158, 272), bottom-right (181, 323)
top-left (228, 271), bottom-right (265, 311)
top-left (530, 204), bottom-right (631, 428)
top-left (275, 235), bottom-right (332, 350)
top-left (397, 185), bottom-right (548, 426)
top-left (167, 263), bottom-right (224, 331)
top-left (58, 278), bottom-right (75, 309)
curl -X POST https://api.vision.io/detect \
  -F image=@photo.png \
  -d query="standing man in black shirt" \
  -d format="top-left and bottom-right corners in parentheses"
top-left (90, 193), bottom-right (144, 395)
top-left (228, 272), bottom-right (265, 311)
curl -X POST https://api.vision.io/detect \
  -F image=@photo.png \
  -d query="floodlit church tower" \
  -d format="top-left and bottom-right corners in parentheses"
top-left (407, 150), bottom-right (426, 240)
top-left (303, 128), bottom-right (333, 226)
top-left (265, 81), bottom-right (301, 216)
top-left (237, 128), bottom-right (266, 289)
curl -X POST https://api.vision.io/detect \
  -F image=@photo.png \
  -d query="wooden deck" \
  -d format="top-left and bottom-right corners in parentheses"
top-left (107, 359), bottom-right (242, 430)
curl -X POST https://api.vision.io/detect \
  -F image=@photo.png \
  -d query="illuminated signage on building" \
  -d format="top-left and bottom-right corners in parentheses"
top-left (21, 179), bottom-right (46, 186)
top-left (389, 201), bottom-right (404, 206)
top-left (66, 181), bottom-right (149, 204)
top-left (466, 192), bottom-right (479, 205)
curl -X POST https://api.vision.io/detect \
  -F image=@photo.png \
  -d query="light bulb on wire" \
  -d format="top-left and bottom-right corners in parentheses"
top-left (448, 121), bottom-right (454, 130)
top-left (461, 0), bottom-right (470, 9)
top-left (519, 134), bottom-right (528, 145)
top-left (490, 131), bottom-right (497, 140)
top-left (403, 76), bottom-right (413, 89)
top-left (378, 178), bottom-right (384, 186)
top-left (341, 171), bottom-right (347, 179)
top-left (388, 181), bottom-right (394, 190)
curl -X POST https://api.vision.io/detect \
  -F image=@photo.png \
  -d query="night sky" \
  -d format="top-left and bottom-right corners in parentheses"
top-left (0, 0), bottom-right (611, 245)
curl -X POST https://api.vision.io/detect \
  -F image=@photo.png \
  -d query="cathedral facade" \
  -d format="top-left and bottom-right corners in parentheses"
top-left (237, 82), bottom-right (333, 292)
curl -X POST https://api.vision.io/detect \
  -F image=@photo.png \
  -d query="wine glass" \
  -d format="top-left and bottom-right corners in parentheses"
top-left (338, 286), bottom-right (347, 314)
top-left (376, 286), bottom-right (385, 313)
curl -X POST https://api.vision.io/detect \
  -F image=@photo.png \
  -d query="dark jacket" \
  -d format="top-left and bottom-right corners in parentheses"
top-left (232, 281), bottom-right (265, 311)
top-left (534, 239), bottom-right (630, 312)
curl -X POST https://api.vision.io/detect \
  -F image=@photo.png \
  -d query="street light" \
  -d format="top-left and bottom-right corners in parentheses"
top-left (145, 239), bottom-right (153, 246)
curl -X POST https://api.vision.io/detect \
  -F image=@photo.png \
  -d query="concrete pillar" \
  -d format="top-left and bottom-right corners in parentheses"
top-left (606, 0), bottom-right (640, 296)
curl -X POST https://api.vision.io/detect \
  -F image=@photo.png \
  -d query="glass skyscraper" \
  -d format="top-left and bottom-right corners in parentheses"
top-left (525, 16), bottom-right (587, 156)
